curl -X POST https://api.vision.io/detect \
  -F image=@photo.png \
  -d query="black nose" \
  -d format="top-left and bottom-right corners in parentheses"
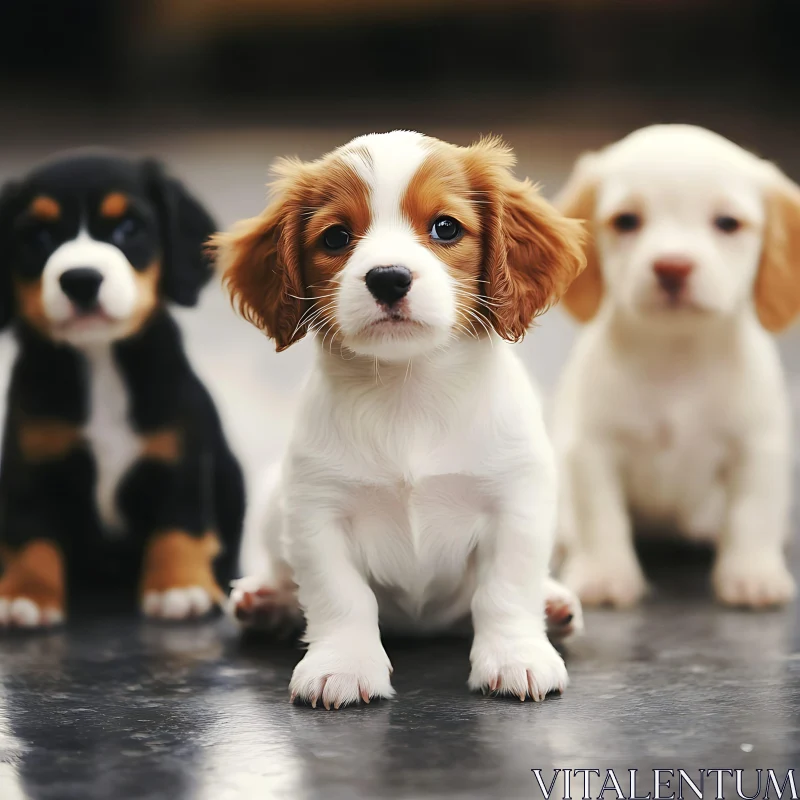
top-left (365, 266), bottom-right (412, 306)
top-left (59, 268), bottom-right (104, 310)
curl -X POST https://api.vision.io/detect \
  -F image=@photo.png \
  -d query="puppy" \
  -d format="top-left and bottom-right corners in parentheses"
top-left (215, 130), bottom-right (586, 708)
top-left (553, 124), bottom-right (800, 609)
top-left (0, 151), bottom-right (245, 627)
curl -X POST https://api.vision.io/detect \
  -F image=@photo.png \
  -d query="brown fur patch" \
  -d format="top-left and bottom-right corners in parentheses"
top-left (213, 150), bottom-right (371, 351)
top-left (555, 158), bottom-right (603, 323)
top-left (0, 540), bottom-right (66, 616)
top-left (123, 261), bottom-right (162, 336)
top-left (754, 176), bottom-right (800, 332)
top-left (461, 137), bottom-right (588, 340)
top-left (29, 195), bottom-right (61, 222)
top-left (14, 277), bottom-right (49, 334)
top-left (99, 192), bottom-right (129, 218)
top-left (401, 144), bottom-right (488, 334)
top-left (18, 419), bottom-right (82, 462)
top-left (140, 429), bottom-right (181, 462)
top-left (140, 530), bottom-right (224, 602)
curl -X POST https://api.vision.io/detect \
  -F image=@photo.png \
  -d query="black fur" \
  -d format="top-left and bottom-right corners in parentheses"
top-left (0, 151), bottom-right (244, 602)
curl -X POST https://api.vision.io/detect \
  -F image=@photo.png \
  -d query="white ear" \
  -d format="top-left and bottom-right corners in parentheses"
top-left (753, 163), bottom-right (800, 333)
top-left (554, 153), bottom-right (603, 323)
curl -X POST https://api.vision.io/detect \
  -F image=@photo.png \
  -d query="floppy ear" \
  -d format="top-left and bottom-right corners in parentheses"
top-left (753, 167), bottom-right (800, 333)
top-left (143, 160), bottom-right (216, 307)
top-left (555, 153), bottom-right (603, 323)
top-left (211, 159), bottom-right (307, 352)
top-left (465, 138), bottom-right (587, 341)
top-left (0, 181), bottom-right (21, 330)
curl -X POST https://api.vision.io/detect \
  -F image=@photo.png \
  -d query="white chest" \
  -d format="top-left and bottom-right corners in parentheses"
top-left (82, 346), bottom-right (141, 531)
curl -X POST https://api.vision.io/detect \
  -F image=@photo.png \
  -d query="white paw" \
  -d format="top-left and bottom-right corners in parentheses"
top-left (0, 597), bottom-right (64, 629)
top-left (229, 576), bottom-right (302, 634)
top-left (289, 638), bottom-right (395, 709)
top-left (469, 635), bottom-right (568, 701)
top-left (544, 578), bottom-right (584, 639)
top-left (713, 552), bottom-right (796, 608)
top-left (142, 586), bottom-right (215, 620)
top-left (561, 551), bottom-right (647, 608)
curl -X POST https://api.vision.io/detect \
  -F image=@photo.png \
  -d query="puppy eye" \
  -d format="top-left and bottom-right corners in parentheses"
top-left (322, 226), bottom-right (351, 251)
top-left (714, 215), bottom-right (741, 234)
top-left (430, 216), bottom-right (462, 242)
top-left (112, 216), bottom-right (144, 247)
top-left (21, 224), bottom-right (56, 255)
top-left (610, 212), bottom-right (642, 233)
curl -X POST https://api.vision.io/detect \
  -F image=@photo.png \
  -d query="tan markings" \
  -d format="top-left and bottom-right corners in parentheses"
top-left (754, 176), bottom-right (800, 332)
top-left (99, 192), bottom-right (129, 219)
top-left (460, 136), bottom-right (587, 342)
top-left (0, 540), bottom-right (66, 618)
top-left (18, 419), bottom-right (82, 462)
top-left (555, 160), bottom-right (603, 323)
top-left (401, 143), bottom-right (487, 332)
top-left (122, 260), bottom-right (163, 337)
top-left (140, 429), bottom-right (181, 462)
top-left (140, 530), bottom-right (224, 603)
top-left (213, 148), bottom-right (372, 351)
top-left (29, 195), bottom-right (61, 221)
top-left (14, 277), bottom-right (50, 334)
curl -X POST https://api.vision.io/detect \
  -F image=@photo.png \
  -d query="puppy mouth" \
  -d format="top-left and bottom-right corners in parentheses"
top-left (54, 308), bottom-right (117, 332)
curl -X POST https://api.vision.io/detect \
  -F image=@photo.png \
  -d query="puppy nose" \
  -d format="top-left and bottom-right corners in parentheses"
top-left (365, 266), bottom-right (412, 306)
top-left (653, 257), bottom-right (693, 296)
top-left (59, 268), bottom-right (104, 310)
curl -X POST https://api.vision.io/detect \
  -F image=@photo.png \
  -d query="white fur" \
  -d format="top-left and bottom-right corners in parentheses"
top-left (238, 131), bottom-right (570, 707)
top-left (82, 344), bottom-right (141, 532)
top-left (42, 231), bottom-right (141, 346)
top-left (554, 125), bottom-right (797, 608)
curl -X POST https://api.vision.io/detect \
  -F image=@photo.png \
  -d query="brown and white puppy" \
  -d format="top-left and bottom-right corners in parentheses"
top-left (216, 131), bottom-right (586, 708)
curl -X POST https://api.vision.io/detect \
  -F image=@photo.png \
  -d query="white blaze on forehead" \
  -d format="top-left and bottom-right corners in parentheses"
top-left (341, 131), bottom-right (431, 231)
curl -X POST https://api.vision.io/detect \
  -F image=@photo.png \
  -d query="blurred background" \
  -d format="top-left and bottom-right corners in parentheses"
top-left (0, 0), bottom-right (799, 481)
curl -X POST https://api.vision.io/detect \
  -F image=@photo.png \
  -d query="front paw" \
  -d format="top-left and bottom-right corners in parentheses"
top-left (469, 636), bottom-right (568, 702)
top-left (0, 595), bottom-right (64, 629)
top-left (289, 638), bottom-right (395, 709)
top-left (142, 586), bottom-right (220, 620)
top-left (561, 551), bottom-right (647, 608)
top-left (229, 575), bottom-right (302, 635)
top-left (713, 552), bottom-right (796, 608)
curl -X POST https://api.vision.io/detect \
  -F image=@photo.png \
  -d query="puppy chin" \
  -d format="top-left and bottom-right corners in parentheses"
top-left (341, 319), bottom-right (451, 361)
top-left (49, 309), bottom-right (140, 348)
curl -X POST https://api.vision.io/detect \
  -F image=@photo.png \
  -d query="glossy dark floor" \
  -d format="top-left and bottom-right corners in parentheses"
top-left (1, 540), bottom-right (798, 800)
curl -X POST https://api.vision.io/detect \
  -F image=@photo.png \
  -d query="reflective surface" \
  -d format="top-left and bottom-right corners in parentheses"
top-left (0, 123), bottom-right (798, 799)
top-left (0, 545), bottom-right (798, 800)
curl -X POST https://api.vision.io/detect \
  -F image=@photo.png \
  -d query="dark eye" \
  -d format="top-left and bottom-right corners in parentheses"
top-left (714, 215), bottom-right (741, 234)
top-left (322, 226), bottom-right (351, 252)
top-left (611, 212), bottom-right (642, 233)
top-left (22, 225), bottom-right (56, 255)
top-left (112, 216), bottom-right (144, 247)
top-left (430, 216), bottom-right (462, 242)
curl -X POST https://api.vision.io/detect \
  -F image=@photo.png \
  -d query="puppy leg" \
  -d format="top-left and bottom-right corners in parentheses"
top-left (469, 480), bottom-right (568, 701)
top-left (0, 539), bottom-right (65, 628)
top-left (140, 530), bottom-right (225, 620)
top-left (559, 442), bottom-right (647, 607)
top-left (713, 442), bottom-right (795, 608)
top-left (287, 509), bottom-right (393, 709)
top-left (230, 463), bottom-right (302, 633)
top-left (544, 577), bottom-right (584, 639)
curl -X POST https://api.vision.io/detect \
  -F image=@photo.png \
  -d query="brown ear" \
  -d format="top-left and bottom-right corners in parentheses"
top-left (211, 159), bottom-right (308, 351)
top-left (555, 154), bottom-right (603, 323)
top-left (465, 138), bottom-right (587, 342)
top-left (754, 169), bottom-right (800, 333)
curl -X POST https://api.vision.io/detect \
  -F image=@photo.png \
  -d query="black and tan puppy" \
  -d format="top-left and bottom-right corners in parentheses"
top-left (0, 151), bottom-right (244, 627)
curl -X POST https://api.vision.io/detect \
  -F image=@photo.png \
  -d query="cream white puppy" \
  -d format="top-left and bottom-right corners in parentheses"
top-left (553, 124), bottom-right (800, 609)
top-left (215, 131), bottom-right (586, 708)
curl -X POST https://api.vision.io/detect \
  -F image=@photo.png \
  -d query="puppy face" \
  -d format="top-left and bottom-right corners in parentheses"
top-left (216, 131), bottom-right (586, 360)
top-left (558, 125), bottom-right (800, 332)
top-left (0, 152), bottom-right (216, 346)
